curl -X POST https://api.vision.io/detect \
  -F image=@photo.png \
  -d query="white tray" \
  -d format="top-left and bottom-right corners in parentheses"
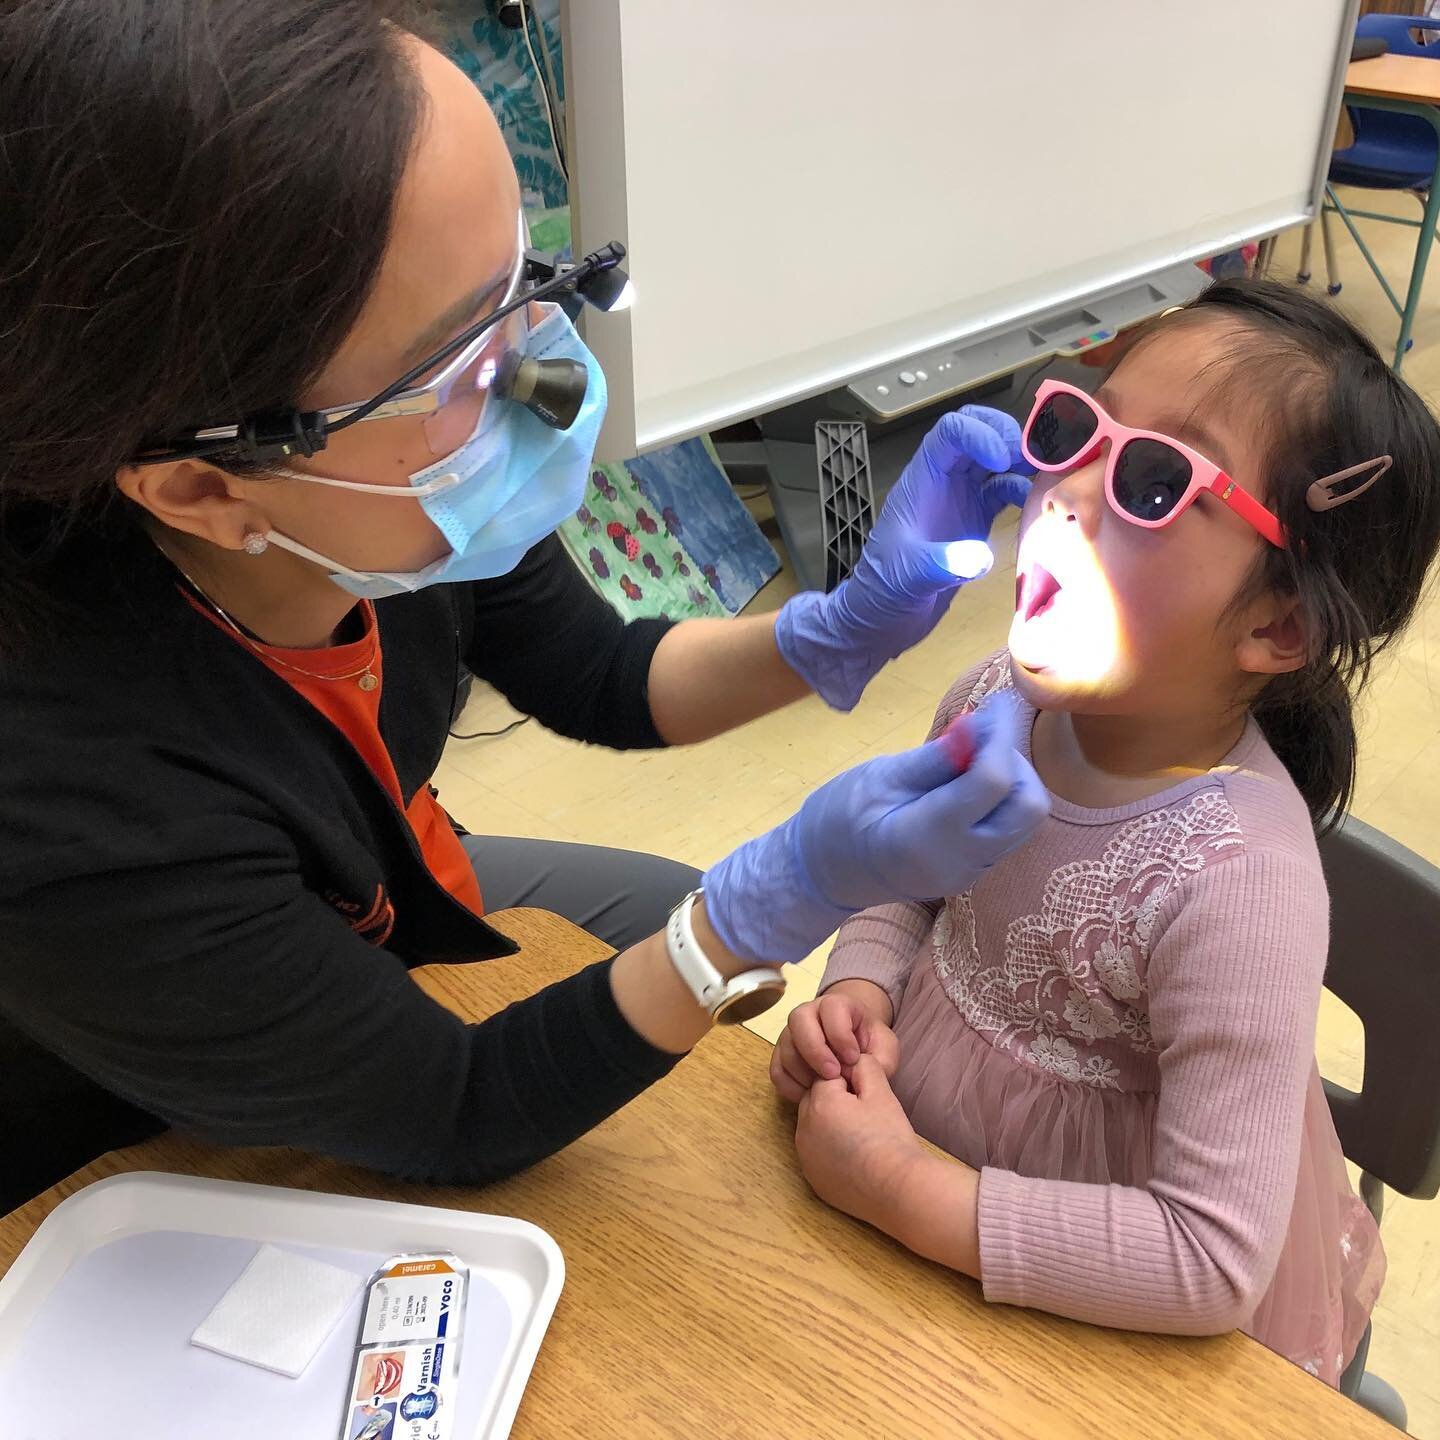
top-left (0, 1172), bottom-right (563, 1439)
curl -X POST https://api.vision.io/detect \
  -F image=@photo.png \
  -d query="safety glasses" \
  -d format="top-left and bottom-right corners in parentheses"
top-left (134, 216), bottom-right (632, 467)
top-left (311, 211), bottom-right (531, 458)
top-left (1020, 379), bottom-right (1287, 549)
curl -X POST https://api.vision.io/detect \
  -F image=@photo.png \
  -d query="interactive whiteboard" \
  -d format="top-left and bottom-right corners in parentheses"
top-left (562, 0), bottom-right (1357, 458)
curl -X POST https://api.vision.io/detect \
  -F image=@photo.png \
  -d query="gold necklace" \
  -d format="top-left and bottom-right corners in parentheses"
top-left (163, 549), bottom-right (380, 692)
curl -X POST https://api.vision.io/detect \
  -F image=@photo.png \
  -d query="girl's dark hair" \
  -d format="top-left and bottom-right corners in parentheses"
top-left (0, 0), bottom-right (425, 650)
top-left (1142, 278), bottom-right (1440, 832)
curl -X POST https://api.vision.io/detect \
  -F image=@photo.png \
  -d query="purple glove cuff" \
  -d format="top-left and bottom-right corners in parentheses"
top-left (701, 815), bottom-right (855, 965)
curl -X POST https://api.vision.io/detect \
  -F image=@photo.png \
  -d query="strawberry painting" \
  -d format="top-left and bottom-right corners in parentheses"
top-left (563, 434), bottom-right (781, 619)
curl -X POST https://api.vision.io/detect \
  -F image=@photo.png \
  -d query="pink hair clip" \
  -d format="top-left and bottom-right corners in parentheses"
top-left (1306, 455), bottom-right (1392, 512)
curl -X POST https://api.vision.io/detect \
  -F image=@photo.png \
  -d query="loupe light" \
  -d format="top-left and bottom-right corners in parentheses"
top-left (523, 240), bottom-right (634, 314)
top-left (941, 538), bottom-right (994, 581)
top-left (576, 262), bottom-right (634, 313)
top-left (499, 240), bottom-right (631, 427)
top-left (604, 276), bottom-right (636, 312)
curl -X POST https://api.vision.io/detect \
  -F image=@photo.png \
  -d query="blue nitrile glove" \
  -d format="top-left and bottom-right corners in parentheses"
top-left (702, 693), bottom-right (1048, 964)
top-left (776, 406), bottom-right (1034, 711)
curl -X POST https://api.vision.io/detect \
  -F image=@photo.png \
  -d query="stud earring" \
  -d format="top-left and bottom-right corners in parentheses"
top-left (241, 531), bottom-right (269, 556)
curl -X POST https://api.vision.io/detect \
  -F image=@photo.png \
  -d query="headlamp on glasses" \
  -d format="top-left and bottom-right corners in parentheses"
top-left (493, 241), bottom-right (634, 431)
top-left (133, 216), bottom-right (632, 467)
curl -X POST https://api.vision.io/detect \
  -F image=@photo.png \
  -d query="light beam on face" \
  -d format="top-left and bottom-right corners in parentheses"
top-left (1008, 512), bottom-right (1122, 691)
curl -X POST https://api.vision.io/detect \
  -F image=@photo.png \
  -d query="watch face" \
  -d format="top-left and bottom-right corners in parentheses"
top-left (713, 974), bottom-right (787, 1025)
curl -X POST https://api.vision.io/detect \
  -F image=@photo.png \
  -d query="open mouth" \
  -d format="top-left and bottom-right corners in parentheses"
top-left (1016, 564), bottom-right (1062, 624)
top-left (1009, 523), bottom-right (1120, 685)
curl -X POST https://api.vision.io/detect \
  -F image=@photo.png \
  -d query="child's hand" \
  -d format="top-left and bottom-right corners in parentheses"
top-left (770, 981), bottom-right (898, 1103)
top-left (794, 1054), bottom-right (921, 1233)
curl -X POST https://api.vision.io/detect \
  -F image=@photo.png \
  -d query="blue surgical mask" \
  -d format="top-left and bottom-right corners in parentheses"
top-left (263, 304), bottom-right (608, 598)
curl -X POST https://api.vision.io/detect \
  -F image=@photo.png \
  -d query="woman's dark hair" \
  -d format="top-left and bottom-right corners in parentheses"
top-left (0, 0), bottom-right (425, 650)
top-left (1136, 278), bottom-right (1440, 832)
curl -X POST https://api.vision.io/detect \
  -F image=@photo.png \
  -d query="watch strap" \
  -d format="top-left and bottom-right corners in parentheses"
top-left (666, 889), bottom-right (728, 1012)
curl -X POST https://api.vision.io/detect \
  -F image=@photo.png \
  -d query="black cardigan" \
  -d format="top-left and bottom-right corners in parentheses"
top-left (0, 531), bottom-right (681, 1195)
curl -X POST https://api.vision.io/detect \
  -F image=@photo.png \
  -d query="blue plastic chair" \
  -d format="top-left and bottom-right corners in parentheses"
top-left (1308, 16), bottom-right (1440, 362)
top-left (1331, 16), bottom-right (1440, 190)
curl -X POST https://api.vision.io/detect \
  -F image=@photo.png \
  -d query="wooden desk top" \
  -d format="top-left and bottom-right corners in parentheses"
top-left (0, 909), bottom-right (1386, 1438)
top-left (1347, 52), bottom-right (1440, 107)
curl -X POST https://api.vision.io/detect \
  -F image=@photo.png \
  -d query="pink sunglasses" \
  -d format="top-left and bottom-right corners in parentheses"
top-left (1020, 379), bottom-right (1287, 549)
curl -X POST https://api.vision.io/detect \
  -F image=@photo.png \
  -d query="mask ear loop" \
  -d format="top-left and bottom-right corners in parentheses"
top-left (1306, 455), bottom-right (1392, 512)
top-left (267, 466), bottom-right (463, 499)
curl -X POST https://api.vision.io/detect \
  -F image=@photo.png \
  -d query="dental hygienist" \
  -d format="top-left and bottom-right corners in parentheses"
top-left (0, 0), bottom-right (1046, 1210)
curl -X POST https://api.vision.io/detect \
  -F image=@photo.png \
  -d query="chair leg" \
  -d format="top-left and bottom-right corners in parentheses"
top-left (1256, 235), bottom-right (1276, 277)
top-left (1327, 185), bottom-right (1407, 324)
top-left (1297, 223), bottom-right (1314, 284)
top-left (1321, 207), bottom-right (1342, 295)
top-left (1416, 188), bottom-right (1440, 246)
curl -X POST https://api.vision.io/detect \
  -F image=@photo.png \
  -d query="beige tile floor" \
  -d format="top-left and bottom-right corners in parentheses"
top-left (441, 189), bottom-right (1440, 1434)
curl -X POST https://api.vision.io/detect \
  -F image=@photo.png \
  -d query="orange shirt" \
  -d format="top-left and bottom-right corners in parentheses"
top-left (184, 591), bottom-right (484, 917)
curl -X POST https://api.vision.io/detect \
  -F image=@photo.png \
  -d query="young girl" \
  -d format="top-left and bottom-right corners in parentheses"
top-left (771, 278), bottom-right (1440, 1384)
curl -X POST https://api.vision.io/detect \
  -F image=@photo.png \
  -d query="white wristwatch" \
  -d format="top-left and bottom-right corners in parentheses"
top-left (665, 889), bottom-right (786, 1025)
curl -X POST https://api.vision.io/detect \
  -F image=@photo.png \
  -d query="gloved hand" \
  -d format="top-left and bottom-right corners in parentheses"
top-left (702, 693), bottom-right (1048, 963)
top-left (776, 406), bottom-right (1032, 711)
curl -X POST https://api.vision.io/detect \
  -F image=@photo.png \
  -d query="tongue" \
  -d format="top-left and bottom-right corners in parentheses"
top-left (1025, 566), bottom-right (1061, 622)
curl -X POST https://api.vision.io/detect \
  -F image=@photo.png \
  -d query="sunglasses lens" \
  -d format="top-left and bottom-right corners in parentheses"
top-left (1029, 392), bottom-right (1099, 466)
top-left (1112, 439), bottom-right (1193, 523)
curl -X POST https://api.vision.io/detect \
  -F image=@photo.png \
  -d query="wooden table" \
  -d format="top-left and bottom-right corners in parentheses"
top-left (1346, 52), bottom-right (1440, 107)
top-left (1333, 55), bottom-right (1440, 367)
top-left (0, 909), bottom-right (1388, 1438)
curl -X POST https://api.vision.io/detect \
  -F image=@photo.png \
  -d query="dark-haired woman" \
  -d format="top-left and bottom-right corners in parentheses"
top-left (0, 3), bottom-right (1045, 1207)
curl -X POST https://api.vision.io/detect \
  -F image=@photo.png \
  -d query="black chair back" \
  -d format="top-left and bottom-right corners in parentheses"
top-left (1318, 815), bottom-right (1440, 1201)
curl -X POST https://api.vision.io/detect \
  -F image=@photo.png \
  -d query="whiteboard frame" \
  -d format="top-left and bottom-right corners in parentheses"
top-left (562, 1), bottom-right (1360, 460)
